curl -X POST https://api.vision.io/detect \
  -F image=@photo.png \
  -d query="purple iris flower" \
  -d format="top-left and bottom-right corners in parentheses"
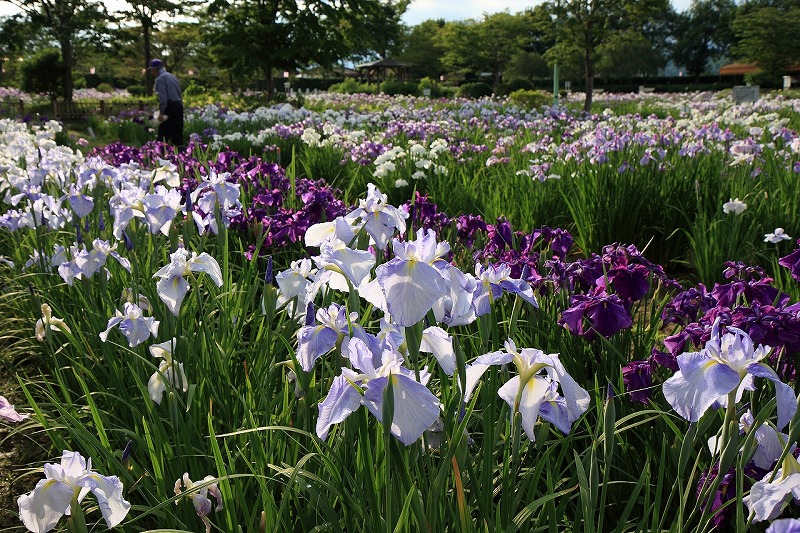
top-left (779, 240), bottom-right (800, 282)
top-left (295, 303), bottom-right (357, 372)
top-left (622, 360), bottom-right (654, 404)
top-left (374, 228), bottom-right (449, 327)
top-left (559, 289), bottom-right (632, 340)
top-left (697, 462), bottom-right (767, 529)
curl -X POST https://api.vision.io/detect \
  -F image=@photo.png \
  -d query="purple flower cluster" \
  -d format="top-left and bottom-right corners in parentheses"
top-left (400, 194), bottom-right (672, 346)
top-left (779, 238), bottom-right (800, 282)
top-left (401, 193), bottom-right (574, 279)
top-left (546, 244), bottom-right (680, 340)
top-left (91, 141), bottom-right (348, 255)
top-left (349, 140), bottom-right (391, 166)
top-left (657, 261), bottom-right (800, 381)
top-left (697, 462), bottom-right (769, 529)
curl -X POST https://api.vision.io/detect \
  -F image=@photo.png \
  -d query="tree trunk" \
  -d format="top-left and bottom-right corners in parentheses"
top-left (264, 65), bottom-right (274, 100)
top-left (143, 18), bottom-right (153, 96)
top-left (583, 51), bottom-right (594, 113)
top-left (60, 37), bottom-right (74, 103)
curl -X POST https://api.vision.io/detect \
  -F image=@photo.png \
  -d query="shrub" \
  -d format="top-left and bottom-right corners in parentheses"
top-left (379, 79), bottom-right (417, 96)
top-left (328, 78), bottom-right (377, 94)
top-left (496, 78), bottom-right (534, 96)
top-left (21, 48), bottom-right (63, 101)
top-left (507, 89), bottom-right (551, 110)
top-left (127, 84), bottom-right (146, 96)
top-left (457, 82), bottom-right (493, 99)
top-left (418, 77), bottom-right (441, 97)
top-left (439, 85), bottom-right (459, 98)
top-left (96, 82), bottom-right (114, 93)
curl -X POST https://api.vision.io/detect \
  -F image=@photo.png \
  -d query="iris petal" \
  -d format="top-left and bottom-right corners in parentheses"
top-left (316, 374), bottom-right (363, 441)
top-left (17, 478), bottom-right (73, 533)
top-left (378, 259), bottom-right (446, 327)
top-left (663, 352), bottom-right (741, 422)
top-left (363, 374), bottom-right (440, 446)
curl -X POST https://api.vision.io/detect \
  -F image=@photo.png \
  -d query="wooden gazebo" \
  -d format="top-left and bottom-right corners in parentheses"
top-left (356, 58), bottom-right (411, 82)
top-left (719, 63), bottom-right (759, 76)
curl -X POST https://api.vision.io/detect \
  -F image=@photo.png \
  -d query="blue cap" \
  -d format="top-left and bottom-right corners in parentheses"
top-left (149, 59), bottom-right (163, 69)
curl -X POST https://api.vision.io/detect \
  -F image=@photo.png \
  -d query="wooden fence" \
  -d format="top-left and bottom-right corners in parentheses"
top-left (1, 99), bottom-right (153, 121)
top-left (51, 100), bottom-right (152, 121)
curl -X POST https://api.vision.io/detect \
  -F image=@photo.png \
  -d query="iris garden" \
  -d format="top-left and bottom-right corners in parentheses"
top-left (2, 89), bottom-right (800, 531)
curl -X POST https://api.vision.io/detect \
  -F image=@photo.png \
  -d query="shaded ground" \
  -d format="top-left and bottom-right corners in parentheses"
top-left (0, 366), bottom-right (47, 531)
top-left (0, 276), bottom-right (49, 530)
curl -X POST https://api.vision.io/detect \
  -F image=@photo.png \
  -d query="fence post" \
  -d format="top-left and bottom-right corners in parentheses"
top-left (17, 99), bottom-right (24, 115)
top-left (99, 100), bottom-right (107, 116)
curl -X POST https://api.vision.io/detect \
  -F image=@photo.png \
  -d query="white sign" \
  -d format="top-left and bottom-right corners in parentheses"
top-left (732, 85), bottom-right (759, 103)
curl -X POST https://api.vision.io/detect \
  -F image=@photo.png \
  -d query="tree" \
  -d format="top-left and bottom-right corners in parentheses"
top-left (0, 15), bottom-right (33, 85)
top-left (21, 47), bottom-right (63, 100)
top-left (504, 50), bottom-right (549, 82)
top-left (439, 12), bottom-right (531, 90)
top-left (117, 0), bottom-right (201, 95)
top-left (342, 0), bottom-right (409, 63)
top-left (547, 0), bottom-right (672, 112)
top-left (4, 0), bottom-right (108, 102)
top-left (208, 0), bottom-right (408, 98)
top-left (671, 0), bottom-right (736, 82)
top-left (596, 30), bottom-right (664, 79)
top-left (732, 3), bottom-right (800, 86)
top-left (398, 19), bottom-right (446, 80)
top-left (157, 22), bottom-right (202, 71)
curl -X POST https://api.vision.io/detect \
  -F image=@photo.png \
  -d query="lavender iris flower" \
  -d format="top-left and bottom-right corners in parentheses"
top-left (316, 337), bottom-right (440, 446)
top-left (473, 263), bottom-right (538, 316)
top-left (295, 303), bottom-right (356, 372)
top-left (463, 340), bottom-right (589, 441)
top-left (767, 519), bottom-right (800, 532)
top-left (374, 228), bottom-right (449, 327)
top-left (17, 450), bottom-right (131, 532)
top-left (745, 454), bottom-right (800, 522)
top-left (663, 318), bottom-right (797, 429)
top-left (152, 248), bottom-right (223, 316)
top-left (346, 183), bottom-right (408, 249)
top-left (99, 302), bottom-right (159, 347)
top-left (0, 396), bottom-right (29, 422)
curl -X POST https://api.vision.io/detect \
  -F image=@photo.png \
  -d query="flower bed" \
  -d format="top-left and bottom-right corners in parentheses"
top-left (1, 92), bottom-right (800, 531)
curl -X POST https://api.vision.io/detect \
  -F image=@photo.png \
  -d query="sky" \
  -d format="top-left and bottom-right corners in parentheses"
top-left (0, 0), bottom-right (695, 24)
top-left (402, 0), bottom-right (694, 26)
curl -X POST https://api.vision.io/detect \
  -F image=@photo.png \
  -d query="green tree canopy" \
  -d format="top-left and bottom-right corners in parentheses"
top-left (438, 12), bottom-right (532, 90)
top-left (4, 0), bottom-right (108, 102)
top-left (672, 0), bottom-right (736, 81)
top-left (0, 15), bottom-right (34, 85)
top-left (398, 19), bottom-right (446, 80)
top-left (732, 3), bottom-right (800, 85)
top-left (208, 0), bottom-right (407, 98)
top-left (596, 30), bottom-right (664, 79)
top-left (547, 0), bottom-right (673, 111)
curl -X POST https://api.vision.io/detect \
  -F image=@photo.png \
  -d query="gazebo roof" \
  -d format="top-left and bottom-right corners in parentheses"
top-left (356, 58), bottom-right (410, 69)
top-left (719, 63), bottom-right (759, 76)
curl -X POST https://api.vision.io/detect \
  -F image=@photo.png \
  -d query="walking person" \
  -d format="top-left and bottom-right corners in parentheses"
top-left (148, 58), bottom-right (184, 146)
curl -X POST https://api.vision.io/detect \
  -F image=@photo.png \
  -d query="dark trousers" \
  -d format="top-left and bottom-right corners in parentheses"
top-left (157, 100), bottom-right (184, 146)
